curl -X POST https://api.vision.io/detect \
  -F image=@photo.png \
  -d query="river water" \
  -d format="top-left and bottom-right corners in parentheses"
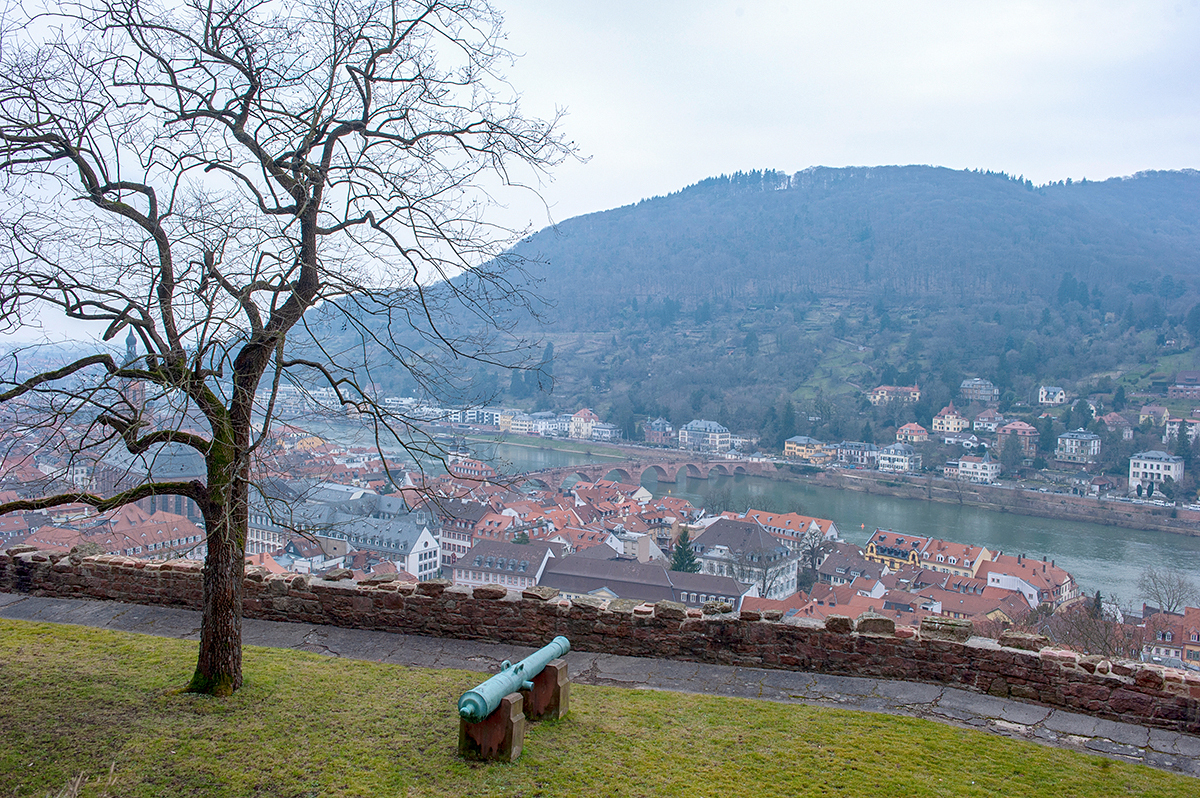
top-left (477, 441), bottom-right (1200, 606)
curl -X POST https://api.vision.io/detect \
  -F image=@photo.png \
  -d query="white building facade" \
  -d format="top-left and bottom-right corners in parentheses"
top-left (1129, 450), bottom-right (1185, 495)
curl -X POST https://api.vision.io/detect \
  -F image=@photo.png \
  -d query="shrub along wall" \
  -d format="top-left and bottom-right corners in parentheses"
top-left (2, 545), bottom-right (1198, 735)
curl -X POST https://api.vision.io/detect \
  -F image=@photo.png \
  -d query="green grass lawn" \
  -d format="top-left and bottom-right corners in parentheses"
top-left (0, 620), bottom-right (1194, 798)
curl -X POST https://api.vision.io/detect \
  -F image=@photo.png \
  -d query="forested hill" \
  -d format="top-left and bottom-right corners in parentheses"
top-left (512, 166), bottom-right (1200, 331)
top-left (348, 165), bottom-right (1200, 448)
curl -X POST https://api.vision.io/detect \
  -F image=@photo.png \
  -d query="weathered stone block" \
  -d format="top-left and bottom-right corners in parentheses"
top-left (998, 630), bottom-right (1050, 651)
top-left (855, 611), bottom-right (895, 636)
top-left (1135, 667), bottom-right (1165, 691)
top-left (702, 600), bottom-right (734, 615)
top-left (6, 545), bottom-right (37, 556)
top-left (521, 585), bottom-right (559, 601)
top-left (1110, 661), bottom-right (1136, 677)
top-left (473, 584), bottom-right (509, 600)
top-left (607, 598), bottom-right (640, 614)
top-left (762, 610), bottom-right (783, 622)
top-left (416, 578), bottom-right (451, 597)
top-left (920, 616), bottom-right (972, 642)
top-left (1040, 648), bottom-right (1079, 667)
top-left (654, 600), bottom-right (687, 621)
top-left (323, 568), bottom-right (354, 581)
top-left (825, 615), bottom-right (853, 634)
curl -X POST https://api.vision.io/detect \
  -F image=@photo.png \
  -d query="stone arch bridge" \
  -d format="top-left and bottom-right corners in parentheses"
top-left (515, 458), bottom-right (778, 491)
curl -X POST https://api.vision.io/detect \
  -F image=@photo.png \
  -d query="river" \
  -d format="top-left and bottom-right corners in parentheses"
top-left (476, 440), bottom-right (1200, 605)
top-left (303, 421), bottom-right (1199, 605)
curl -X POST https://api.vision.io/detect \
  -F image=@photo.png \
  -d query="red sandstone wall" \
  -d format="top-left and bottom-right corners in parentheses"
top-left (2, 546), bottom-right (1198, 735)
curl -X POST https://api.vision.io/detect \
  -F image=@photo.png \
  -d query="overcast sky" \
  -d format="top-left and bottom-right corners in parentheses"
top-left (498, 0), bottom-right (1200, 228)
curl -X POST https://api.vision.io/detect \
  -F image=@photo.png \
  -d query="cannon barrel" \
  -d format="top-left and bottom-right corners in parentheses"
top-left (458, 636), bottom-right (570, 723)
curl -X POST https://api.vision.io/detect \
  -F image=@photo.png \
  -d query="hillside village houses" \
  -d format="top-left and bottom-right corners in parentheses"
top-left (959, 377), bottom-right (1000, 403)
top-left (1167, 370), bottom-right (1200, 400)
top-left (783, 435), bottom-right (831, 462)
top-left (877, 443), bottom-right (921, 473)
top-left (866, 384), bottom-right (921, 406)
top-left (1163, 416), bottom-right (1200, 445)
top-left (972, 408), bottom-right (1006, 432)
top-left (1039, 386), bottom-right (1068, 406)
top-left (9, 359), bottom-right (1200, 649)
top-left (931, 402), bottom-right (969, 433)
top-left (946, 452), bottom-right (1001, 484)
top-left (895, 422), bottom-right (929, 443)
top-left (7, 412), bottom-right (1164, 651)
top-left (1128, 450), bottom-right (1185, 495)
top-left (1055, 429), bottom-right (1102, 465)
top-left (677, 419), bottom-right (732, 453)
top-left (997, 420), bottom-right (1039, 457)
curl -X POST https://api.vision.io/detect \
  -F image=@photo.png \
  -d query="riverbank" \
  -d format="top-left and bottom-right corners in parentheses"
top-left (463, 433), bottom-right (632, 460)
top-left (764, 466), bottom-right (1200, 537)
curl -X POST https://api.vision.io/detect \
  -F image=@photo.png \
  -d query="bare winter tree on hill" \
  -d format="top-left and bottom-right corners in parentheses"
top-left (0, 0), bottom-right (571, 695)
top-left (1137, 566), bottom-right (1199, 615)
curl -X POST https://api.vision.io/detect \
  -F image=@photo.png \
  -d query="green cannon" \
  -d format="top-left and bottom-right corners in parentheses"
top-left (458, 636), bottom-right (571, 723)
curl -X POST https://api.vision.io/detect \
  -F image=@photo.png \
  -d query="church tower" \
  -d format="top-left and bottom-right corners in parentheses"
top-left (121, 328), bottom-right (146, 412)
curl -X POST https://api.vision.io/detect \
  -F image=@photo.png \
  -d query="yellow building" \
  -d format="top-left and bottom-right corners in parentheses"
top-left (864, 529), bottom-right (930, 571)
top-left (783, 436), bottom-right (831, 463)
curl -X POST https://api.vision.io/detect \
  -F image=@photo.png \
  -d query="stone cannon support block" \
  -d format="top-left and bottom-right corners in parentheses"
top-left (521, 658), bottom-right (569, 722)
top-left (458, 692), bottom-right (525, 762)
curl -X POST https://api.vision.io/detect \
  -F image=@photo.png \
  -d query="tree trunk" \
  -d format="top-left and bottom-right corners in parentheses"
top-left (187, 487), bottom-right (246, 696)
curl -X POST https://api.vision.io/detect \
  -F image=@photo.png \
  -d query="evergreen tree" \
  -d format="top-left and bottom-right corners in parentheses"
top-left (513, 531), bottom-right (530, 544)
top-left (743, 330), bottom-right (759, 356)
top-left (670, 528), bottom-right (701, 573)
top-left (1186, 303), bottom-right (1200, 339)
top-left (780, 400), bottom-right (797, 444)
top-left (537, 341), bottom-right (555, 390)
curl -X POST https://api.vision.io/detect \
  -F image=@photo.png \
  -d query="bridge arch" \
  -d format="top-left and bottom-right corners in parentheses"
top-left (518, 476), bottom-right (553, 490)
top-left (598, 467), bottom-right (635, 484)
top-left (638, 463), bottom-right (676, 484)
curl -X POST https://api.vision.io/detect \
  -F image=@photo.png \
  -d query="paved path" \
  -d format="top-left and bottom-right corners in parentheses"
top-left (2, 593), bottom-right (1198, 777)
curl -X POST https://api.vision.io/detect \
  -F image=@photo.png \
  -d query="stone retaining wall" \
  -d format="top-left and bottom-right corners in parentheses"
top-left (3, 545), bottom-right (1198, 735)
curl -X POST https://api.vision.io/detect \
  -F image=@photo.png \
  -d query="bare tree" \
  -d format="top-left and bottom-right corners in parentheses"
top-left (0, 0), bottom-right (570, 695)
top-left (1036, 596), bottom-right (1144, 659)
top-left (1137, 566), bottom-right (1200, 615)
top-left (726, 547), bottom-right (798, 600)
